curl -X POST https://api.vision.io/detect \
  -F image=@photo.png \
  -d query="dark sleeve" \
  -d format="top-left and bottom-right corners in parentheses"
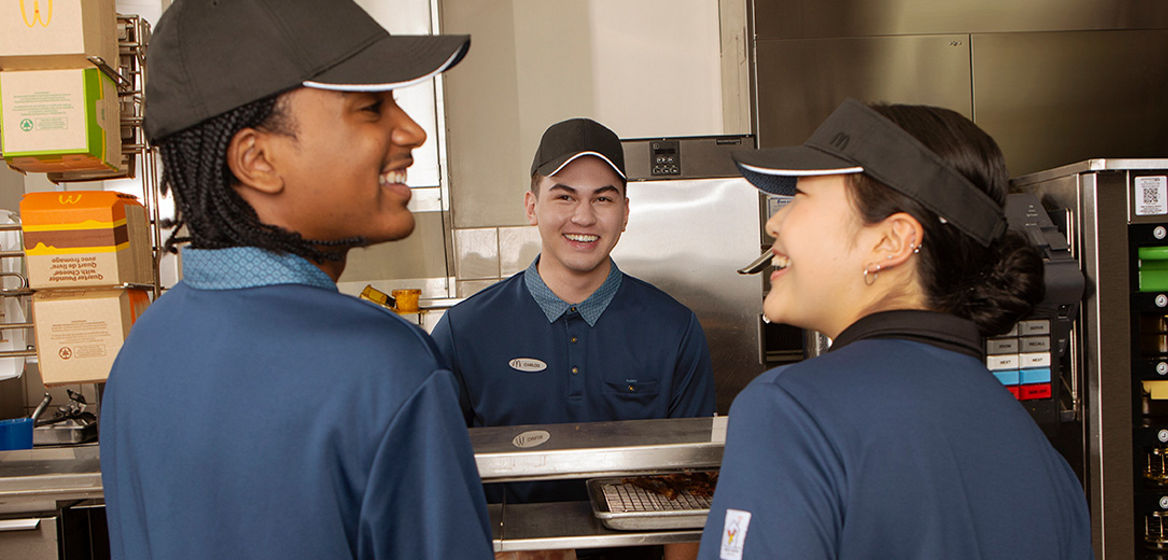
top-left (356, 369), bottom-right (493, 560)
top-left (429, 312), bottom-right (475, 425)
top-left (697, 380), bottom-right (844, 560)
top-left (668, 313), bottom-right (716, 418)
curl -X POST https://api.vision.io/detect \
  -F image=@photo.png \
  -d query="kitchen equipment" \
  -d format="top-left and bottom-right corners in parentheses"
top-left (615, 135), bottom-right (768, 413)
top-left (586, 476), bottom-right (712, 530)
top-left (32, 390), bottom-right (96, 446)
top-left (736, 251), bottom-right (774, 275)
top-left (30, 393), bottom-right (50, 424)
top-left (1011, 158), bottom-right (1168, 559)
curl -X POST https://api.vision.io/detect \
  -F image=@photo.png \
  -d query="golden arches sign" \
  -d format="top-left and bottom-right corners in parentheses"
top-left (58, 194), bottom-right (82, 205)
top-left (19, 0), bottom-right (53, 28)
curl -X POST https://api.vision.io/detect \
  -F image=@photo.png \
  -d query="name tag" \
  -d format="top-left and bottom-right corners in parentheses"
top-left (509, 358), bottom-right (547, 372)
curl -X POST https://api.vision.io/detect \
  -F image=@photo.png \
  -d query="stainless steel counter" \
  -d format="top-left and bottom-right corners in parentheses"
top-left (0, 445), bottom-right (102, 515)
top-left (0, 417), bottom-right (727, 550)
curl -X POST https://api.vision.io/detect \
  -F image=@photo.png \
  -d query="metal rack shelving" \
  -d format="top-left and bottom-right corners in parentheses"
top-left (470, 416), bottom-right (725, 551)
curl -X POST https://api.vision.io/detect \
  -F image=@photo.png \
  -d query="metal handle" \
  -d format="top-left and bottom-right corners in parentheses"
top-left (736, 250), bottom-right (774, 275)
top-left (0, 518), bottom-right (42, 532)
top-left (31, 393), bottom-right (52, 424)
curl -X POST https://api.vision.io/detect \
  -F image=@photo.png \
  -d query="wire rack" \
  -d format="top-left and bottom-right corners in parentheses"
top-left (0, 14), bottom-right (160, 366)
top-left (600, 481), bottom-right (712, 513)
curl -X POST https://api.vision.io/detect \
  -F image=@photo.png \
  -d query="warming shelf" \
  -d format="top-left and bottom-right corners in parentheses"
top-left (471, 416), bottom-right (727, 482)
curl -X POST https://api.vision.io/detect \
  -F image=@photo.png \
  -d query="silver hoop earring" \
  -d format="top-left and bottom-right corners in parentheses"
top-left (863, 264), bottom-right (879, 286)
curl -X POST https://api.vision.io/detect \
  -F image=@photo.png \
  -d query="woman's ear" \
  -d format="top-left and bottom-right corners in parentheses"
top-left (226, 127), bottom-right (283, 195)
top-left (872, 212), bottom-right (925, 268)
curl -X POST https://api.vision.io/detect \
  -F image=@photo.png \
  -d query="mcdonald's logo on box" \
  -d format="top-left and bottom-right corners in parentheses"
top-left (0, 0), bottom-right (117, 71)
top-left (20, 190), bottom-right (152, 289)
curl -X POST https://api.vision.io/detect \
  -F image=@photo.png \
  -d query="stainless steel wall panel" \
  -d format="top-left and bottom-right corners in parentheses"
top-left (611, 177), bottom-right (764, 414)
top-left (971, 30), bottom-right (1168, 177)
top-left (753, 35), bottom-right (972, 148)
top-left (752, 0), bottom-right (1168, 40)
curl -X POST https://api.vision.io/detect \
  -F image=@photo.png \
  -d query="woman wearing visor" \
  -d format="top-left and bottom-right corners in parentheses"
top-left (698, 100), bottom-right (1092, 559)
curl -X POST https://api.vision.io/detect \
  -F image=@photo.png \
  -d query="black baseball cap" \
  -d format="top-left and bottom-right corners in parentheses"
top-left (530, 118), bottom-right (626, 179)
top-left (733, 98), bottom-right (1007, 247)
top-left (144, 0), bottom-right (471, 142)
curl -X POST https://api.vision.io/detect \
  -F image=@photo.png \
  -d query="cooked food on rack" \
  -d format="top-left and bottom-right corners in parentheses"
top-left (621, 471), bottom-right (719, 500)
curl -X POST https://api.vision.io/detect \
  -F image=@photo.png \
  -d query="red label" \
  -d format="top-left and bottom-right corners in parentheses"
top-left (1019, 383), bottom-right (1052, 400)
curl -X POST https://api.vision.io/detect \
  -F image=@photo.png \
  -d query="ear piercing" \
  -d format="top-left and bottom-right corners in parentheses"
top-left (863, 263), bottom-right (881, 286)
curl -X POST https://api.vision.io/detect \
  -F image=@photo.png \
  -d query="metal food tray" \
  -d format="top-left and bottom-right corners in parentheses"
top-left (586, 475), bottom-right (713, 531)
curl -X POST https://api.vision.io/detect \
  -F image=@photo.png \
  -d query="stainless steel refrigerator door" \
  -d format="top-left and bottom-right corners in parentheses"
top-left (611, 177), bottom-right (765, 414)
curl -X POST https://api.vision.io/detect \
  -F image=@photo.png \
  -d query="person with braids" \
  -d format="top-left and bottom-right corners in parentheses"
top-left (697, 100), bottom-right (1093, 560)
top-left (99, 1), bottom-right (491, 559)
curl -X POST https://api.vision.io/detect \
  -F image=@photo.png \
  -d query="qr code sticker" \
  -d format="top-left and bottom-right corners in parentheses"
top-left (1136, 176), bottom-right (1168, 216)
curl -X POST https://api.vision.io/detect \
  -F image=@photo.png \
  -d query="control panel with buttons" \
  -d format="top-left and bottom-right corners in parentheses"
top-left (649, 140), bottom-right (681, 176)
top-left (987, 319), bottom-right (1054, 402)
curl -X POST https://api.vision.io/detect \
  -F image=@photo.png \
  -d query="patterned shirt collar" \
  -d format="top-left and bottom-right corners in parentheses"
top-left (523, 256), bottom-right (623, 327)
top-left (180, 247), bottom-right (337, 291)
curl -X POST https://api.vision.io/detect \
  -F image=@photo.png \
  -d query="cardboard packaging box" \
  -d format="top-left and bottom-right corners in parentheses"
top-left (0, 67), bottom-right (122, 173)
top-left (20, 191), bottom-right (152, 289)
top-left (32, 288), bottom-right (149, 385)
top-left (0, 0), bottom-right (118, 71)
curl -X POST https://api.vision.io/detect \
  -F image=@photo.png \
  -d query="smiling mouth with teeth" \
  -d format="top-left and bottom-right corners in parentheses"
top-left (379, 169), bottom-right (408, 187)
top-left (564, 233), bottom-right (599, 243)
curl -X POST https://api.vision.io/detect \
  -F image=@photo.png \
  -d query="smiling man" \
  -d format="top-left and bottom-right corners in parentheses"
top-left (432, 119), bottom-right (715, 505)
top-left (99, 1), bottom-right (490, 559)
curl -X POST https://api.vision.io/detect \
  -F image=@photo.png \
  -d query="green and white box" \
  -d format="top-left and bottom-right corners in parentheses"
top-left (0, 67), bottom-right (120, 173)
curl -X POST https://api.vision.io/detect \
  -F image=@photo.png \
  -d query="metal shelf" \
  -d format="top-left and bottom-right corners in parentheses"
top-left (470, 416), bottom-right (725, 551)
top-left (471, 416), bottom-right (725, 482)
top-left (489, 502), bottom-right (702, 552)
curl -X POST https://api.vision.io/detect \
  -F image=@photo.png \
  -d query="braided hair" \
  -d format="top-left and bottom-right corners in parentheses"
top-left (846, 103), bottom-right (1045, 336)
top-left (156, 91), bottom-right (364, 262)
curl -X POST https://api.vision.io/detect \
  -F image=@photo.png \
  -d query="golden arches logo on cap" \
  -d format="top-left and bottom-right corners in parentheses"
top-left (58, 194), bottom-right (82, 205)
top-left (19, 0), bottom-right (53, 28)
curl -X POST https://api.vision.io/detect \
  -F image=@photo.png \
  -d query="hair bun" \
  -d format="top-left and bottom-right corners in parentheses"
top-left (956, 231), bottom-right (1046, 336)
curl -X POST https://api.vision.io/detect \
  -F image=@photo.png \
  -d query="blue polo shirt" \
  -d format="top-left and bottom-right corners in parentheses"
top-left (431, 257), bottom-right (715, 501)
top-left (101, 247), bottom-right (492, 560)
top-left (699, 310), bottom-right (1092, 560)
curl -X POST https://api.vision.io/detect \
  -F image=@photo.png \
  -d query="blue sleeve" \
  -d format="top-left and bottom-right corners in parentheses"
top-left (357, 369), bottom-right (493, 560)
top-left (698, 380), bottom-right (844, 560)
top-left (429, 312), bottom-right (474, 425)
top-left (668, 313), bottom-right (716, 418)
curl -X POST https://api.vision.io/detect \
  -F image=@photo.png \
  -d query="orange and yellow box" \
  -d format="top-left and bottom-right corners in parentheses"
top-left (20, 191), bottom-right (152, 289)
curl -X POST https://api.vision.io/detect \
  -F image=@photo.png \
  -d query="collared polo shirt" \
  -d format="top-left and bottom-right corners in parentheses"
top-left (699, 310), bottom-right (1092, 559)
top-left (524, 256), bottom-right (622, 326)
top-left (432, 257), bottom-right (714, 428)
top-left (101, 247), bottom-right (492, 559)
top-left (432, 256), bottom-right (715, 503)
